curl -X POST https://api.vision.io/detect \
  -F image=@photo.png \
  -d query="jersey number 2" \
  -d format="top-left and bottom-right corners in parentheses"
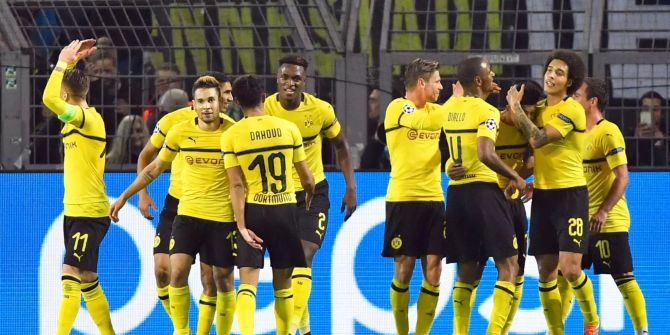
top-left (248, 152), bottom-right (287, 193)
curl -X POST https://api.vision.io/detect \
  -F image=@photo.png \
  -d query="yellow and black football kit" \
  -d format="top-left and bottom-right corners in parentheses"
top-left (158, 117), bottom-right (236, 266)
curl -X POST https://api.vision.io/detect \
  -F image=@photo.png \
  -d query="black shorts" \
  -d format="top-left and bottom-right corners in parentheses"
top-left (444, 182), bottom-right (518, 263)
top-left (63, 216), bottom-right (111, 272)
top-left (381, 201), bottom-right (445, 258)
top-left (170, 215), bottom-right (236, 268)
top-left (153, 193), bottom-right (179, 255)
top-left (509, 198), bottom-right (529, 272)
top-left (582, 232), bottom-right (634, 275)
top-left (528, 186), bottom-right (589, 255)
top-left (235, 204), bottom-right (306, 269)
top-left (295, 180), bottom-right (330, 247)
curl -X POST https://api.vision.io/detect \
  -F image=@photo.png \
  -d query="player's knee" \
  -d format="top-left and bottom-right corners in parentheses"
top-left (394, 257), bottom-right (415, 283)
top-left (154, 268), bottom-right (170, 286)
top-left (495, 257), bottom-right (518, 282)
top-left (560, 264), bottom-right (582, 282)
top-left (212, 267), bottom-right (234, 292)
top-left (301, 243), bottom-right (319, 266)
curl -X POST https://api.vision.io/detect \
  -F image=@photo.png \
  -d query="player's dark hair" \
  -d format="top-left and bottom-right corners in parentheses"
top-left (279, 54), bottom-right (309, 70)
top-left (457, 57), bottom-right (487, 89)
top-left (543, 49), bottom-right (586, 96)
top-left (512, 80), bottom-right (545, 106)
top-left (203, 71), bottom-right (229, 85)
top-left (404, 58), bottom-right (440, 89)
top-left (63, 69), bottom-right (89, 99)
top-left (232, 75), bottom-right (264, 109)
top-left (583, 77), bottom-right (609, 111)
top-left (191, 75), bottom-right (221, 98)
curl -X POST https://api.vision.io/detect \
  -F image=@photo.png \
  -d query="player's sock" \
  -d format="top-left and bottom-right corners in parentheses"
top-left (57, 274), bottom-right (81, 335)
top-left (390, 278), bottom-right (410, 335)
top-left (216, 290), bottom-right (236, 335)
top-left (169, 285), bottom-right (191, 333)
top-left (274, 288), bottom-right (294, 335)
top-left (487, 281), bottom-right (515, 335)
top-left (453, 281), bottom-right (474, 335)
top-left (81, 279), bottom-right (115, 335)
top-left (236, 284), bottom-right (257, 335)
top-left (157, 285), bottom-right (171, 317)
top-left (470, 279), bottom-right (480, 308)
top-left (291, 267), bottom-right (312, 333)
top-left (415, 280), bottom-right (439, 335)
top-left (196, 293), bottom-right (216, 335)
top-left (539, 279), bottom-right (564, 334)
top-left (557, 271), bottom-right (574, 321)
top-left (298, 308), bottom-right (311, 335)
top-left (569, 272), bottom-right (599, 327)
top-left (615, 275), bottom-right (648, 332)
top-left (502, 276), bottom-right (524, 333)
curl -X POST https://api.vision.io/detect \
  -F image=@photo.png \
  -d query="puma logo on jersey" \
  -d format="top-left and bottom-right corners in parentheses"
top-left (188, 136), bottom-right (197, 143)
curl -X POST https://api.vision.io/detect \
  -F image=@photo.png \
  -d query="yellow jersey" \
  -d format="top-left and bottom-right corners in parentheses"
top-left (158, 117), bottom-right (235, 222)
top-left (384, 98), bottom-right (443, 201)
top-left (264, 92), bottom-right (340, 191)
top-left (443, 97), bottom-right (500, 186)
top-left (149, 107), bottom-right (196, 199)
top-left (221, 115), bottom-right (307, 205)
top-left (533, 97), bottom-right (586, 189)
top-left (495, 121), bottom-right (528, 189)
top-left (42, 60), bottom-right (109, 217)
top-left (583, 119), bottom-right (630, 233)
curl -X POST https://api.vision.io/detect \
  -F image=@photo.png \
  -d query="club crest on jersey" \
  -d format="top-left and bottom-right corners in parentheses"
top-left (484, 118), bottom-right (497, 130)
top-left (304, 115), bottom-right (314, 128)
top-left (402, 104), bottom-right (415, 114)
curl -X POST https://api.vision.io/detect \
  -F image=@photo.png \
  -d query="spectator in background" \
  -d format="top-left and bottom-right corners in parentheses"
top-left (32, 106), bottom-right (63, 164)
top-left (107, 115), bottom-right (149, 165)
top-left (148, 88), bottom-right (190, 131)
top-left (86, 47), bottom-right (128, 137)
top-left (144, 63), bottom-right (183, 127)
top-left (360, 87), bottom-right (390, 169)
top-left (631, 91), bottom-right (668, 166)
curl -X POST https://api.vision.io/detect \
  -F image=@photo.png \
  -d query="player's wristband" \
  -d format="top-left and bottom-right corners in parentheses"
top-left (54, 61), bottom-right (68, 73)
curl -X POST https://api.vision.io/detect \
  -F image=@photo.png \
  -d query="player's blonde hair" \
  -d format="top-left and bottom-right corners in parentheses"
top-left (191, 75), bottom-right (221, 98)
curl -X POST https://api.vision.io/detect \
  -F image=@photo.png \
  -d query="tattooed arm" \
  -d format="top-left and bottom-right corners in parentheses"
top-left (109, 158), bottom-right (171, 222)
top-left (507, 85), bottom-right (564, 149)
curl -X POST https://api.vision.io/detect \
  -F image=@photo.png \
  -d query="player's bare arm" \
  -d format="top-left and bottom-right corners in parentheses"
top-left (294, 160), bottom-right (315, 211)
top-left (507, 85), bottom-right (562, 149)
top-left (330, 131), bottom-right (357, 220)
top-left (109, 158), bottom-right (170, 222)
top-left (477, 136), bottom-right (526, 198)
top-left (591, 164), bottom-right (629, 233)
top-left (226, 165), bottom-right (264, 250)
top-left (137, 141), bottom-right (160, 218)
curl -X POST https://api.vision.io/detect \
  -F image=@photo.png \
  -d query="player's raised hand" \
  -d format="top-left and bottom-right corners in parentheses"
top-left (139, 191), bottom-right (158, 220)
top-left (451, 81), bottom-right (464, 97)
top-left (341, 188), bottom-right (357, 221)
top-left (506, 84), bottom-right (525, 108)
top-left (108, 197), bottom-right (128, 222)
top-left (76, 38), bottom-right (97, 60)
top-left (58, 40), bottom-right (83, 65)
top-left (239, 228), bottom-right (263, 250)
top-left (491, 81), bottom-right (502, 94)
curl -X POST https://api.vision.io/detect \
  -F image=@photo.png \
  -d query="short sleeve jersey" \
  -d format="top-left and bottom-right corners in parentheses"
top-left (264, 92), bottom-right (340, 191)
top-left (442, 97), bottom-right (500, 186)
top-left (61, 107), bottom-right (110, 217)
top-left (583, 119), bottom-right (630, 233)
top-left (384, 98), bottom-right (443, 201)
top-left (533, 97), bottom-right (587, 189)
top-left (221, 115), bottom-right (306, 205)
top-left (149, 107), bottom-right (196, 199)
top-left (158, 117), bottom-right (235, 222)
top-left (495, 122), bottom-right (529, 189)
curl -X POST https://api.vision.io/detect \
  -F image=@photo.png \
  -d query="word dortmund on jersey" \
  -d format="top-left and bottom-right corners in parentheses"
top-left (384, 98), bottom-right (443, 201)
top-left (43, 60), bottom-right (109, 217)
top-left (149, 106), bottom-right (196, 199)
top-left (221, 116), bottom-right (306, 205)
top-left (583, 119), bottom-right (631, 233)
top-left (158, 117), bottom-right (235, 222)
top-left (264, 92), bottom-right (340, 191)
top-left (442, 96), bottom-right (500, 186)
top-left (495, 121), bottom-right (528, 189)
top-left (533, 97), bottom-right (587, 189)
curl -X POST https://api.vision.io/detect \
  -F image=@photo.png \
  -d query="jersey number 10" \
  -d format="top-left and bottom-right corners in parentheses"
top-left (248, 152), bottom-right (288, 193)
